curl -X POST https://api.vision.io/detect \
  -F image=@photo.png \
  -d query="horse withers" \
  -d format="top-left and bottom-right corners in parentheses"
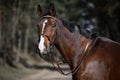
top-left (37, 3), bottom-right (120, 80)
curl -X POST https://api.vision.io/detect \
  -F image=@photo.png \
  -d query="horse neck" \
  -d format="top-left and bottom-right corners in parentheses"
top-left (55, 23), bottom-right (90, 69)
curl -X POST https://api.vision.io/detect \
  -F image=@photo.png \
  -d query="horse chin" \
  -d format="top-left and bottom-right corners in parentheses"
top-left (40, 51), bottom-right (48, 55)
top-left (40, 48), bottom-right (50, 55)
top-left (38, 47), bottom-right (51, 58)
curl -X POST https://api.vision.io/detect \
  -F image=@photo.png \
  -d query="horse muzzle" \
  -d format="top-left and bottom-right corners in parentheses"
top-left (38, 46), bottom-right (50, 56)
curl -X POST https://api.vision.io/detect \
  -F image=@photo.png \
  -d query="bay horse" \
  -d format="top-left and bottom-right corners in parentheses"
top-left (37, 3), bottom-right (120, 80)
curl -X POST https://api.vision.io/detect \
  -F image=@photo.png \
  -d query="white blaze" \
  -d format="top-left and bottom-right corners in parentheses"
top-left (38, 19), bottom-right (48, 53)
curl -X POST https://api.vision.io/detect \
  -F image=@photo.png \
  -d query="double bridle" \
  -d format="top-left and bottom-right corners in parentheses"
top-left (39, 15), bottom-right (96, 75)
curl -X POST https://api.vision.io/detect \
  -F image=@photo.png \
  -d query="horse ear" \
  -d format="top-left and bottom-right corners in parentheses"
top-left (37, 4), bottom-right (43, 16)
top-left (49, 3), bottom-right (56, 16)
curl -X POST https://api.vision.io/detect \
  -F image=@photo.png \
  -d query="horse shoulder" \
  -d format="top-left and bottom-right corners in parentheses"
top-left (80, 60), bottom-right (110, 80)
top-left (79, 37), bottom-right (120, 80)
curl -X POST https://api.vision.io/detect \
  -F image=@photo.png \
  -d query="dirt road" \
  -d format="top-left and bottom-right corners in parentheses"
top-left (21, 63), bottom-right (72, 80)
top-left (22, 69), bottom-right (72, 80)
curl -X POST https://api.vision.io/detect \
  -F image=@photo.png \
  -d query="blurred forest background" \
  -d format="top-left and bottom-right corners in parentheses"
top-left (0, 0), bottom-right (120, 80)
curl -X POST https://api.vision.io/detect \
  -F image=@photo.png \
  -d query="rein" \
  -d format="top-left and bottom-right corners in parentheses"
top-left (49, 38), bottom-right (98, 75)
top-left (39, 15), bottom-right (97, 75)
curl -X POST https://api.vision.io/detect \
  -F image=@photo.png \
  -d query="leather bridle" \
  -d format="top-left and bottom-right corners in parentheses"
top-left (49, 39), bottom-right (93, 75)
top-left (39, 15), bottom-right (57, 46)
top-left (39, 15), bottom-right (96, 75)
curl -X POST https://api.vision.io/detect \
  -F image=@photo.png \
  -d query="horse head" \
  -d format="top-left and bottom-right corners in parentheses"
top-left (37, 3), bottom-right (59, 55)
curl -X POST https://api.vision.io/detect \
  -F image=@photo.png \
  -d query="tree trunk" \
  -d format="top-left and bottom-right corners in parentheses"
top-left (0, 7), bottom-right (2, 49)
top-left (24, 28), bottom-right (29, 54)
top-left (15, 31), bottom-right (21, 63)
top-left (12, 0), bottom-right (21, 53)
top-left (24, 0), bottom-right (32, 54)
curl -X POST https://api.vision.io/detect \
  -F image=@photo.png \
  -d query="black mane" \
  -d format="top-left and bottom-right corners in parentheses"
top-left (60, 18), bottom-right (99, 39)
top-left (60, 18), bottom-right (80, 33)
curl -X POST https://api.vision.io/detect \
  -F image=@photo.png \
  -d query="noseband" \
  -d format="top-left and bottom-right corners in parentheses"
top-left (40, 34), bottom-right (54, 45)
